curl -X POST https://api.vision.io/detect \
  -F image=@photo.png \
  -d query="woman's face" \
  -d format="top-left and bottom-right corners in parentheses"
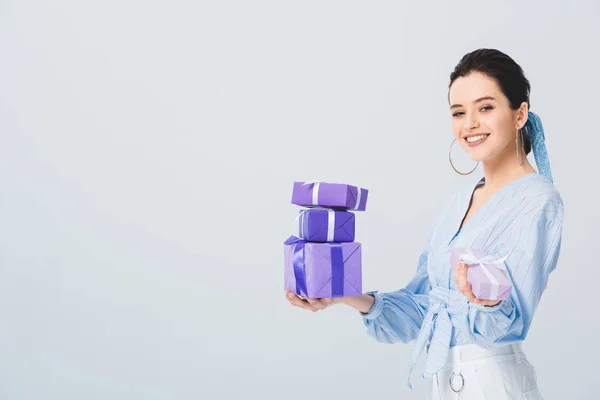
top-left (448, 71), bottom-right (525, 162)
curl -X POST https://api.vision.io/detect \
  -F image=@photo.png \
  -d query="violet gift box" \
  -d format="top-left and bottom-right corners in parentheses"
top-left (450, 247), bottom-right (512, 301)
top-left (284, 236), bottom-right (362, 298)
top-left (298, 209), bottom-right (355, 243)
top-left (291, 182), bottom-right (369, 211)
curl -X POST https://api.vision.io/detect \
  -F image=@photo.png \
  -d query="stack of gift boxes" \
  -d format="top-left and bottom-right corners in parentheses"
top-left (283, 181), bottom-right (512, 302)
top-left (284, 181), bottom-right (368, 298)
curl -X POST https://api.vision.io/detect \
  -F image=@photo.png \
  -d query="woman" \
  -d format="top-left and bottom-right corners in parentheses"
top-left (285, 48), bottom-right (563, 399)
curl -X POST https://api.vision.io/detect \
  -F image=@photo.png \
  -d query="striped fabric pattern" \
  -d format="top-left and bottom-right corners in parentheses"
top-left (361, 172), bottom-right (564, 389)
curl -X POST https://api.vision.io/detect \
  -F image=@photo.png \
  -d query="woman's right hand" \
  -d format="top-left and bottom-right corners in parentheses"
top-left (284, 290), bottom-right (343, 312)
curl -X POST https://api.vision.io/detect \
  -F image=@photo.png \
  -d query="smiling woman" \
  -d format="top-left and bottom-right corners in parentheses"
top-left (448, 50), bottom-right (539, 178)
top-left (285, 48), bottom-right (562, 400)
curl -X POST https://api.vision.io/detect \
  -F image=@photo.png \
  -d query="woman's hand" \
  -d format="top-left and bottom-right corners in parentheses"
top-left (454, 262), bottom-right (501, 307)
top-left (284, 290), bottom-right (343, 312)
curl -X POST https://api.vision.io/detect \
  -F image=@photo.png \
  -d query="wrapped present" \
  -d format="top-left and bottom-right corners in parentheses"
top-left (297, 208), bottom-right (355, 243)
top-left (450, 248), bottom-right (512, 301)
top-left (284, 236), bottom-right (362, 298)
top-left (291, 181), bottom-right (368, 211)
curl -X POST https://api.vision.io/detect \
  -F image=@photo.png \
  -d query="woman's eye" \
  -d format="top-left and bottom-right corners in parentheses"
top-left (480, 105), bottom-right (494, 112)
top-left (452, 111), bottom-right (464, 117)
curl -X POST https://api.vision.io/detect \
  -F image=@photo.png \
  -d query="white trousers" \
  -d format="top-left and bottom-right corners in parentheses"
top-left (427, 342), bottom-right (543, 400)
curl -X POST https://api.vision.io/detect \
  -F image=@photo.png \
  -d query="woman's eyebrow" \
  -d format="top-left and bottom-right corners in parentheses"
top-left (450, 96), bottom-right (497, 110)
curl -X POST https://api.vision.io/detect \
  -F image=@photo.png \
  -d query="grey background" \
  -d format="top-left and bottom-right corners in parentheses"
top-left (0, 1), bottom-right (598, 399)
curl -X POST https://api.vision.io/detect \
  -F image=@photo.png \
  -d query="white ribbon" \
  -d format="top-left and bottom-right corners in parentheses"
top-left (303, 181), bottom-right (363, 210)
top-left (293, 207), bottom-right (337, 241)
top-left (327, 210), bottom-right (335, 242)
top-left (299, 211), bottom-right (305, 238)
top-left (312, 182), bottom-right (320, 205)
top-left (301, 181), bottom-right (324, 206)
top-left (459, 249), bottom-right (510, 300)
top-left (353, 188), bottom-right (362, 210)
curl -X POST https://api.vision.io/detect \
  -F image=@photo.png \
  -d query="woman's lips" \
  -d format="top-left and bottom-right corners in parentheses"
top-left (464, 134), bottom-right (490, 148)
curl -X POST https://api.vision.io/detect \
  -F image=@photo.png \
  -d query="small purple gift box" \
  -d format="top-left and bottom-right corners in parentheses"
top-left (450, 248), bottom-right (512, 301)
top-left (291, 181), bottom-right (368, 211)
top-left (298, 209), bottom-right (355, 243)
top-left (284, 236), bottom-right (362, 298)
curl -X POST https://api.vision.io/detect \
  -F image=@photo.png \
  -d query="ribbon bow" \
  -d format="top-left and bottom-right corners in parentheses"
top-left (458, 249), bottom-right (509, 268)
top-left (458, 249), bottom-right (510, 301)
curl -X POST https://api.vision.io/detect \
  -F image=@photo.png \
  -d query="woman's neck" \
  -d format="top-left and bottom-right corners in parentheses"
top-left (481, 150), bottom-right (537, 193)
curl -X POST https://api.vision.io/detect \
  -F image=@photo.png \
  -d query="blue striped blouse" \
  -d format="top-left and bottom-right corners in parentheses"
top-left (361, 172), bottom-right (564, 386)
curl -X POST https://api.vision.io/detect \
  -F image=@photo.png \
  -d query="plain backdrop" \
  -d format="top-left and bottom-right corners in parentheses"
top-left (1, 1), bottom-right (598, 399)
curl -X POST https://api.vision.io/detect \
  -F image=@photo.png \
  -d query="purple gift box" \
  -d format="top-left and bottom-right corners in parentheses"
top-left (291, 181), bottom-right (368, 211)
top-left (298, 209), bottom-right (355, 243)
top-left (450, 248), bottom-right (512, 301)
top-left (284, 236), bottom-right (362, 298)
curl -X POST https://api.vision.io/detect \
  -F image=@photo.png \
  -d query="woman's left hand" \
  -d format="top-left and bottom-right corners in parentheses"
top-left (454, 262), bottom-right (501, 307)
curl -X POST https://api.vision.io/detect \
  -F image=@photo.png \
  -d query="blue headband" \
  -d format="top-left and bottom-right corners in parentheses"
top-left (524, 111), bottom-right (553, 183)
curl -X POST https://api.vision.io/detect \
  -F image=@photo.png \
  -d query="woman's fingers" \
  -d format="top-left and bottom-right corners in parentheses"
top-left (455, 263), bottom-right (467, 290)
top-left (285, 290), bottom-right (339, 311)
top-left (320, 297), bottom-right (336, 307)
top-left (305, 297), bottom-right (326, 310)
top-left (464, 284), bottom-right (478, 303)
top-left (478, 299), bottom-right (498, 306)
top-left (285, 290), bottom-right (317, 311)
top-left (455, 263), bottom-right (478, 303)
top-left (292, 298), bottom-right (316, 311)
top-left (306, 297), bottom-right (339, 309)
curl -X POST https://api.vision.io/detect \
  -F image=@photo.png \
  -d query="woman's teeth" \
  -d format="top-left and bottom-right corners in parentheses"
top-left (466, 134), bottom-right (489, 143)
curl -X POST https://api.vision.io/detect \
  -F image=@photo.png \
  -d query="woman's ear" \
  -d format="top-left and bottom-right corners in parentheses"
top-left (516, 102), bottom-right (529, 129)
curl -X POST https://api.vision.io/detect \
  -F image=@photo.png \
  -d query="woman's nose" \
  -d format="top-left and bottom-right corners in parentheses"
top-left (463, 114), bottom-right (480, 130)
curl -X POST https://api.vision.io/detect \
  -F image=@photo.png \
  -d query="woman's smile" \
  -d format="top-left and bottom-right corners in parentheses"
top-left (463, 133), bottom-right (491, 147)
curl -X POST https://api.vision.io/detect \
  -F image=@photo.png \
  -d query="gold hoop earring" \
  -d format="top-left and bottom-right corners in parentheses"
top-left (449, 139), bottom-right (479, 175)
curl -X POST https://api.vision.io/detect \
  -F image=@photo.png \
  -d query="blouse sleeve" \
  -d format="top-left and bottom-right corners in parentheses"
top-left (360, 241), bottom-right (431, 344)
top-left (467, 197), bottom-right (564, 348)
top-left (359, 192), bottom-right (458, 344)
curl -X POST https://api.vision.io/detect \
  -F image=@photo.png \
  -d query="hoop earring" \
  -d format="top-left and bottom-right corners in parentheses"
top-left (516, 128), bottom-right (524, 166)
top-left (449, 139), bottom-right (479, 175)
